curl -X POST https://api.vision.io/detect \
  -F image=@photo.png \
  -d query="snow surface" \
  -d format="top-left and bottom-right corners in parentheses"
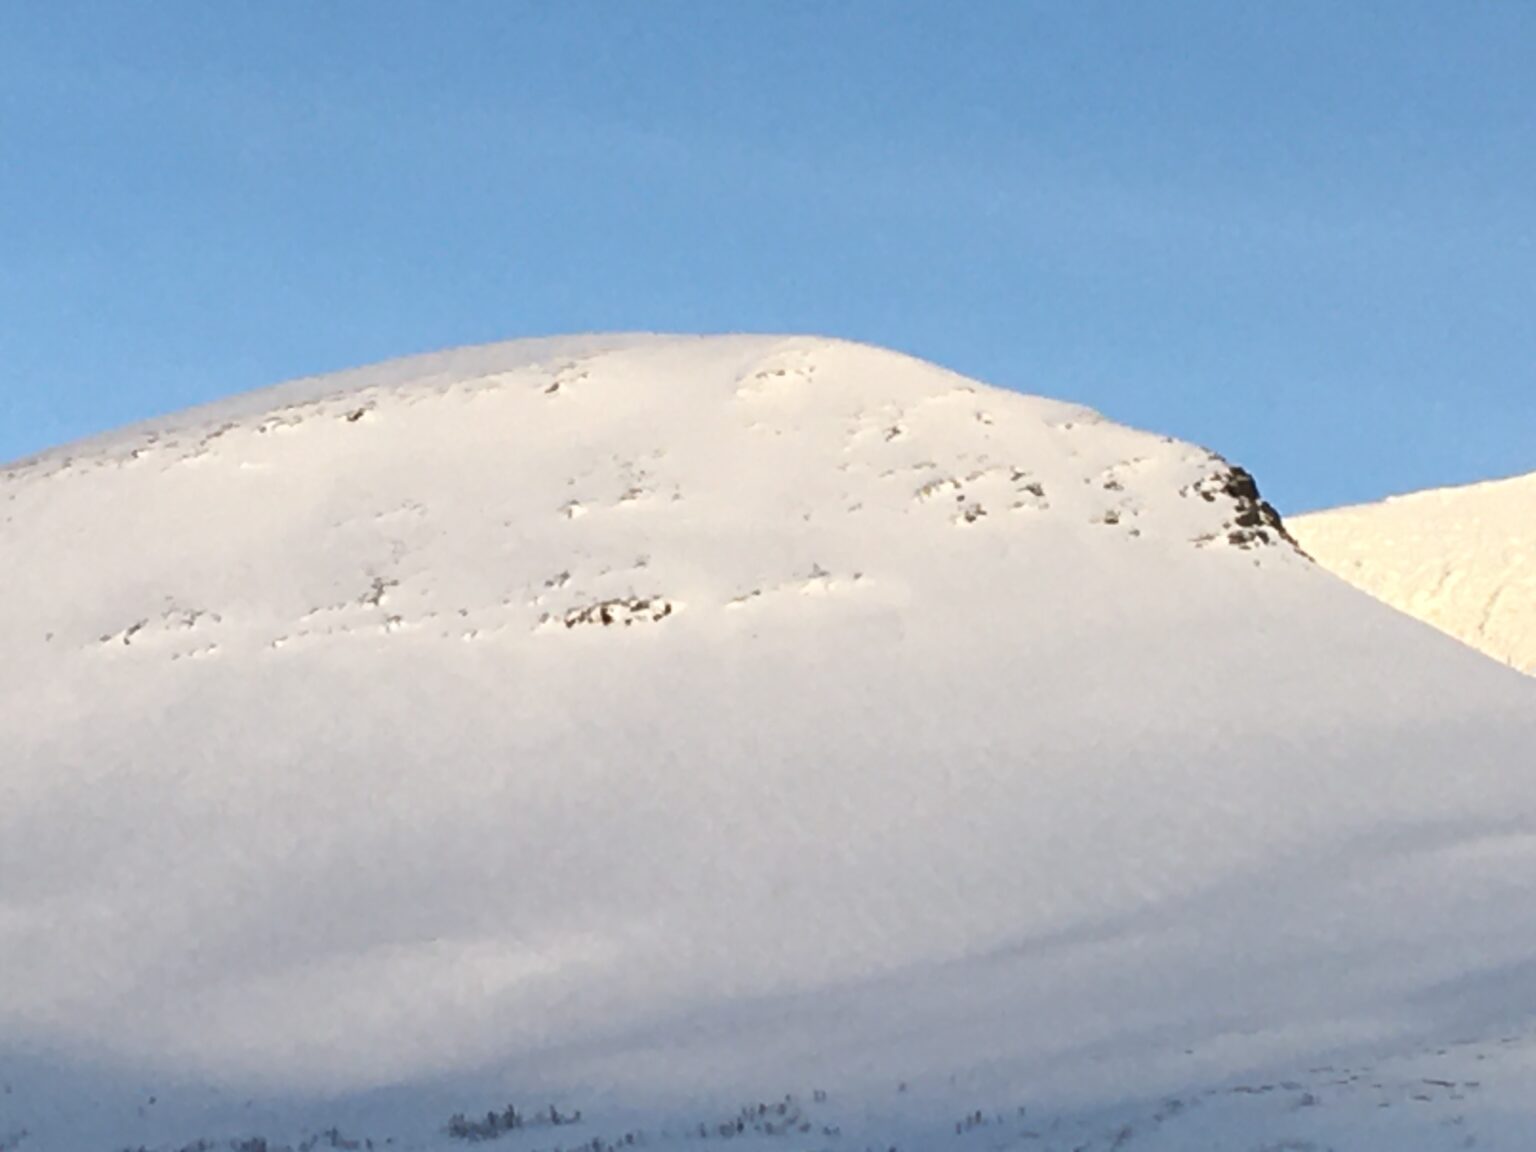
top-left (3, 335), bottom-right (1536, 1151)
top-left (1294, 471), bottom-right (1536, 675)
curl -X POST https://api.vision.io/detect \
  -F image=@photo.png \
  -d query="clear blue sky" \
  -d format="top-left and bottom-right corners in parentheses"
top-left (2, 2), bottom-right (1531, 511)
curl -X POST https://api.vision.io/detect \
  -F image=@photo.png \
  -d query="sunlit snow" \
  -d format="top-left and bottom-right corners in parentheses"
top-left (1296, 471), bottom-right (1536, 675)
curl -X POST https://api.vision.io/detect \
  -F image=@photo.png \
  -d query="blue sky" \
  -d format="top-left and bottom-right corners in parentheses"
top-left (2, 2), bottom-right (1531, 511)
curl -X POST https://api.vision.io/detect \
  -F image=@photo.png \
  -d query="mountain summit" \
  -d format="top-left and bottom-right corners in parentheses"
top-left (4, 336), bottom-right (1536, 1151)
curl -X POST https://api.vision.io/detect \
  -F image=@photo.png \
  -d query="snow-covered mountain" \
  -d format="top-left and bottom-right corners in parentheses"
top-left (1293, 471), bottom-right (1536, 675)
top-left (4, 335), bottom-right (1536, 1152)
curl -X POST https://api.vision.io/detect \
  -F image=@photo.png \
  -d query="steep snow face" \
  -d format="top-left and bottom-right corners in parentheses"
top-left (4, 335), bottom-right (1536, 1151)
top-left (1293, 471), bottom-right (1536, 674)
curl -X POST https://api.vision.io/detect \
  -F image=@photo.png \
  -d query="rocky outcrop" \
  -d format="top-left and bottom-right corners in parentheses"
top-left (1188, 463), bottom-right (1302, 552)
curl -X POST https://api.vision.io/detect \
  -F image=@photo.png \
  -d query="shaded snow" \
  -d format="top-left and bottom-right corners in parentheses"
top-left (3, 335), bottom-right (1536, 1150)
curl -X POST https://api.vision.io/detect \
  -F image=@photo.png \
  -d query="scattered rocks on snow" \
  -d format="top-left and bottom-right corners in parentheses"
top-left (561, 597), bottom-right (675, 629)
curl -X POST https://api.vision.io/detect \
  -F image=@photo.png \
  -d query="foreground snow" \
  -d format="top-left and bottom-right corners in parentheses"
top-left (3, 335), bottom-right (1536, 1150)
top-left (1293, 470), bottom-right (1536, 675)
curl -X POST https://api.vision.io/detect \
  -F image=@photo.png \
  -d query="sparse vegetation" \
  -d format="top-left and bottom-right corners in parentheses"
top-left (446, 1102), bottom-right (581, 1143)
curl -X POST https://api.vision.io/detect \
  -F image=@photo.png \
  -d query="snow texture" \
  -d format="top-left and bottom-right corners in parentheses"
top-left (3, 335), bottom-right (1536, 1151)
top-left (1294, 470), bottom-right (1536, 675)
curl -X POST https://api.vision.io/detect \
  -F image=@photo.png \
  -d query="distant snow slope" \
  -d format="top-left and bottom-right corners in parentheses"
top-left (1293, 471), bottom-right (1536, 674)
top-left (4, 335), bottom-right (1536, 1151)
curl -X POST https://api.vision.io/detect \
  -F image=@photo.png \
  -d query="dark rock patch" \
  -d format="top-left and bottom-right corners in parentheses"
top-left (562, 597), bottom-right (675, 628)
top-left (1186, 463), bottom-right (1302, 553)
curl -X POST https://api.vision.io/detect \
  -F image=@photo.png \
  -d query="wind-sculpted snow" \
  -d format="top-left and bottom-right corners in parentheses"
top-left (3, 335), bottom-right (1536, 1150)
top-left (1294, 470), bottom-right (1536, 675)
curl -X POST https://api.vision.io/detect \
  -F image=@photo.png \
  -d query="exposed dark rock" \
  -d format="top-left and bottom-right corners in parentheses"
top-left (1186, 462), bottom-right (1303, 553)
top-left (562, 597), bottom-right (675, 628)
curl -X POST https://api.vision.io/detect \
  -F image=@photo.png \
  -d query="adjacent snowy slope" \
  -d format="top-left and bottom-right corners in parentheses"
top-left (1293, 471), bottom-right (1536, 674)
top-left (3, 335), bottom-right (1536, 1151)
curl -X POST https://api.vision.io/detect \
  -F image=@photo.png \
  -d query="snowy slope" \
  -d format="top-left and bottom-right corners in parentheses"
top-left (1293, 471), bottom-right (1536, 674)
top-left (3, 335), bottom-right (1536, 1152)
